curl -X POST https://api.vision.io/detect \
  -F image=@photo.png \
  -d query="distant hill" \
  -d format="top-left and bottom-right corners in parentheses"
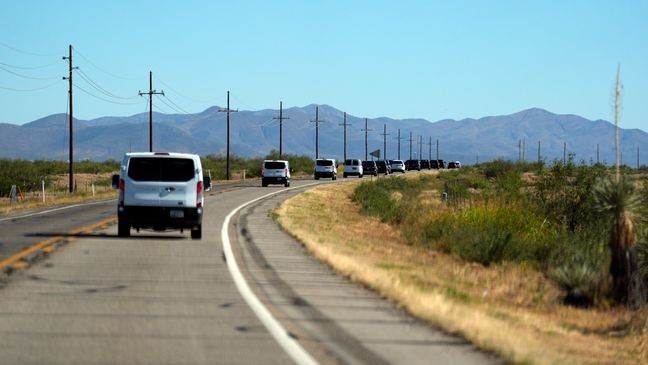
top-left (1, 105), bottom-right (647, 166)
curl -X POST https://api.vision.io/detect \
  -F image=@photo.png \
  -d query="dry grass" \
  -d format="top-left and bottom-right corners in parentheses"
top-left (0, 173), bottom-right (116, 215)
top-left (276, 181), bottom-right (648, 365)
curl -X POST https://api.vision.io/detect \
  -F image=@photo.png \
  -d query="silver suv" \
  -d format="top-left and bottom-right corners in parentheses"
top-left (314, 158), bottom-right (337, 180)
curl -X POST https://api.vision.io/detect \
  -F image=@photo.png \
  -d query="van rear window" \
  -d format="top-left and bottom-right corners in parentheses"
top-left (316, 160), bottom-right (333, 166)
top-left (264, 161), bottom-right (286, 169)
top-left (128, 157), bottom-right (195, 182)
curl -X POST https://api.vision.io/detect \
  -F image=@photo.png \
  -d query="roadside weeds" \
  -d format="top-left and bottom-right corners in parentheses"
top-left (275, 182), bottom-right (647, 365)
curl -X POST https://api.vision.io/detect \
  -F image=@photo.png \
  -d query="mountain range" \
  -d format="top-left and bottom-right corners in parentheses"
top-left (1, 105), bottom-right (646, 166)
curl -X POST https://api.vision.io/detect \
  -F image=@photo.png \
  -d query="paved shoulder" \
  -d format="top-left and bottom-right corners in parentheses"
top-left (234, 188), bottom-right (501, 365)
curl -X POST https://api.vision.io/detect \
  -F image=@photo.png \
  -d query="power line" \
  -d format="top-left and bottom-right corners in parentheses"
top-left (72, 47), bottom-right (139, 80)
top-left (0, 61), bottom-right (59, 70)
top-left (0, 65), bottom-right (59, 80)
top-left (0, 81), bottom-right (59, 92)
top-left (73, 83), bottom-right (141, 105)
top-left (75, 68), bottom-right (138, 100)
top-left (0, 41), bottom-right (58, 57)
top-left (161, 94), bottom-right (191, 114)
top-left (157, 95), bottom-right (187, 114)
top-left (153, 74), bottom-right (209, 104)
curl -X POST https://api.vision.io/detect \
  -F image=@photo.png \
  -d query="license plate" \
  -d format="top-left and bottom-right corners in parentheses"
top-left (170, 210), bottom-right (184, 218)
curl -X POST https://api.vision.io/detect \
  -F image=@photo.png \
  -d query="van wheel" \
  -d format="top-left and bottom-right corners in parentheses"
top-left (262, 182), bottom-right (268, 187)
top-left (359, 174), bottom-right (363, 178)
top-left (332, 175), bottom-right (337, 180)
top-left (191, 225), bottom-right (202, 239)
top-left (285, 180), bottom-right (290, 187)
top-left (343, 173), bottom-right (347, 178)
top-left (314, 176), bottom-right (319, 180)
top-left (118, 219), bottom-right (130, 237)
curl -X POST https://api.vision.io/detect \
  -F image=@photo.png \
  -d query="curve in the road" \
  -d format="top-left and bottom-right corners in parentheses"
top-left (221, 183), bottom-right (321, 365)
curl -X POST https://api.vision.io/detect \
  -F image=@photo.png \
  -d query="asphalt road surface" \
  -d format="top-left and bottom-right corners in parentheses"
top-left (0, 178), bottom-right (499, 365)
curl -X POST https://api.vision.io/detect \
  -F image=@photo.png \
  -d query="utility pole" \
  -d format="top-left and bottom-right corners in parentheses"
top-left (638, 146), bottom-right (640, 169)
top-left (380, 124), bottom-right (389, 161)
top-left (518, 139), bottom-right (522, 161)
top-left (597, 143), bottom-right (600, 164)
top-left (522, 138), bottom-right (526, 161)
top-left (339, 112), bottom-right (350, 161)
top-left (428, 136), bottom-right (432, 160)
top-left (360, 118), bottom-right (372, 161)
top-left (394, 129), bottom-right (405, 160)
top-left (218, 91), bottom-right (238, 180)
top-left (537, 140), bottom-right (541, 163)
top-left (436, 139), bottom-right (439, 161)
top-left (139, 71), bottom-right (164, 152)
top-left (418, 135), bottom-right (423, 161)
top-left (563, 142), bottom-right (567, 164)
top-left (273, 101), bottom-right (290, 159)
top-left (62, 44), bottom-right (77, 193)
top-left (309, 106), bottom-right (323, 159)
top-left (408, 131), bottom-right (414, 160)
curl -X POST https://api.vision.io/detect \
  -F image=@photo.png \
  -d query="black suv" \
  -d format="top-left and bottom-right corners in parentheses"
top-left (362, 160), bottom-right (378, 176)
top-left (375, 160), bottom-right (391, 175)
top-left (420, 159), bottom-right (431, 169)
top-left (430, 160), bottom-right (439, 169)
top-left (405, 159), bottom-right (421, 171)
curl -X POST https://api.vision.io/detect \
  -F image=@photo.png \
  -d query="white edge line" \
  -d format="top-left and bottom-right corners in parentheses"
top-left (0, 199), bottom-right (115, 222)
top-left (221, 183), bottom-right (320, 365)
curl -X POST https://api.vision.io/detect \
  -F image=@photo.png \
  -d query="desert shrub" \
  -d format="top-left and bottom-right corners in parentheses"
top-left (431, 202), bottom-right (556, 266)
top-left (353, 176), bottom-right (417, 224)
top-left (533, 158), bottom-right (607, 232)
top-left (549, 231), bottom-right (609, 306)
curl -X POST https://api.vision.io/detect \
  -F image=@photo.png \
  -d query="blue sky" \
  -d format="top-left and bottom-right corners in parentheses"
top-left (1, 0), bottom-right (646, 131)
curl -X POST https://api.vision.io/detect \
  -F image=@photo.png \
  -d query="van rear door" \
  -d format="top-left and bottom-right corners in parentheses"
top-left (126, 157), bottom-right (196, 208)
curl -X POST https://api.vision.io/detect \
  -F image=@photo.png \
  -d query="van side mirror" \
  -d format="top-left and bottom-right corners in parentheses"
top-left (111, 174), bottom-right (120, 189)
top-left (204, 176), bottom-right (212, 192)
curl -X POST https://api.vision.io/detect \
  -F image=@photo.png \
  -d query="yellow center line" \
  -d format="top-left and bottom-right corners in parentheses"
top-left (0, 216), bottom-right (117, 271)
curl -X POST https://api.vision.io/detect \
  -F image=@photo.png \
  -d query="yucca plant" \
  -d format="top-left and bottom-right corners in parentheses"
top-left (593, 175), bottom-right (645, 304)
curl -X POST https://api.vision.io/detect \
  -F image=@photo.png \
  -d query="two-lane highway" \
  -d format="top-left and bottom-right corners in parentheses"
top-left (0, 178), bottom-right (498, 364)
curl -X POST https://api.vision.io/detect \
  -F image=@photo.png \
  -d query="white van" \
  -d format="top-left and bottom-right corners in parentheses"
top-left (112, 152), bottom-right (211, 239)
top-left (262, 160), bottom-right (291, 187)
top-left (343, 159), bottom-right (363, 178)
top-left (314, 158), bottom-right (337, 180)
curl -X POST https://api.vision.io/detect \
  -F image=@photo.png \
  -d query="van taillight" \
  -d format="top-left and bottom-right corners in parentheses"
top-left (196, 181), bottom-right (203, 208)
top-left (285, 168), bottom-right (288, 175)
top-left (118, 179), bottom-right (125, 205)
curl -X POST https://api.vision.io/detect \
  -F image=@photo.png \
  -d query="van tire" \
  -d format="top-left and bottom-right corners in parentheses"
top-left (191, 225), bottom-right (202, 239)
top-left (285, 180), bottom-right (290, 187)
top-left (118, 219), bottom-right (130, 237)
top-left (262, 182), bottom-right (268, 187)
top-left (314, 176), bottom-right (319, 180)
top-left (343, 173), bottom-right (347, 178)
top-left (332, 175), bottom-right (337, 180)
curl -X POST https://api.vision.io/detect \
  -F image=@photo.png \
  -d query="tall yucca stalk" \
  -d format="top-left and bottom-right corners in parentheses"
top-left (613, 64), bottom-right (623, 182)
top-left (593, 175), bottom-right (643, 303)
